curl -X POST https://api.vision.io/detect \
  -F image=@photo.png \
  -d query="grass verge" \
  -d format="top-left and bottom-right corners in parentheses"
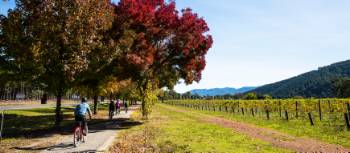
top-left (110, 104), bottom-right (291, 153)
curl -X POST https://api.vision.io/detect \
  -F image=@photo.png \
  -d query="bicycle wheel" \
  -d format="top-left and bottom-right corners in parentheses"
top-left (81, 122), bottom-right (89, 142)
top-left (84, 124), bottom-right (88, 135)
top-left (82, 127), bottom-right (85, 142)
top-left (73, 126), bottom-right (81, 146)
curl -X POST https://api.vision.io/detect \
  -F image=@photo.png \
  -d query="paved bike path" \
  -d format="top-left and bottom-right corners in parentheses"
top-left (42, 108), bottom-right (137, 153)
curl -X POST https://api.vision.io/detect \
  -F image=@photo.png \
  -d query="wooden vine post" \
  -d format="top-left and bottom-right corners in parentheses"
top-left (347, 102), bottom-right (350, 119)
top-left (279, 100), bottom-right (282, 117)
top-left (318, 99), bottom-right (322, 121)
top-left (308, 112), bottom-right (314, 126)
top-left (344, 113), bottom-right (350, 130)
top-left (265, 101), bottom-right (270, 120)
top-left (266, 109), bottom-right (270, 120)
top-left (295, 101), bottom-right (298, 118)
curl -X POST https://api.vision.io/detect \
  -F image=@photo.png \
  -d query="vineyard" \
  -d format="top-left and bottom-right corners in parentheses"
top-left (164, 99), bottom-right (350, 131)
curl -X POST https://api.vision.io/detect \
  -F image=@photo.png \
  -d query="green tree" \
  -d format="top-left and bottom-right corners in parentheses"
top-left (242, 92), bottom-right (258, 100)
top-left (0, 9), bottom-right (42, 100)
top-left (182, 92), bottom-right (192, 99)
top-left (334, 77), bottom-right (350, 98)
top-left (261, 94), bottom-right (273, 100)
top-left (1, 0), bottom-right (113, 126)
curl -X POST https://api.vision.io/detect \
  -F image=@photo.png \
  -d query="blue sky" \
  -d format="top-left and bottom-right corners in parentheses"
top-left (2, 0), bottom-right (350, 93)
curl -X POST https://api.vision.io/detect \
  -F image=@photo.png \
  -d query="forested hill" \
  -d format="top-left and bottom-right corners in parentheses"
top-left (251, 60), bottom-right (350, 98)
top-left (190, 87), bottom-right (255, 96)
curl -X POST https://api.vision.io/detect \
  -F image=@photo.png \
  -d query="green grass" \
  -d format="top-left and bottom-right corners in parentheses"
top-left (5, 107), bottom-right (74, 116)
top-left (167, 103), bottom-right (350, 148)
top-left (114, 104), bottom-right (291, 153)
top-left (3, 107), bottom-right (75, 138)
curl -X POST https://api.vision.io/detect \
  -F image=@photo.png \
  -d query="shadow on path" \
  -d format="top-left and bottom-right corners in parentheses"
top-left (13, 118), bottom-right (142, 152)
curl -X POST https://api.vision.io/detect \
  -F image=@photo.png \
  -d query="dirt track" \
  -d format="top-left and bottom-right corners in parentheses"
top-left (165, 105), bottom-right (350, 153)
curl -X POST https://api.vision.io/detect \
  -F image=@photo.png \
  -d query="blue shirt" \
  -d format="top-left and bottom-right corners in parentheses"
top-left (75, 102), bottom-right (90, 116)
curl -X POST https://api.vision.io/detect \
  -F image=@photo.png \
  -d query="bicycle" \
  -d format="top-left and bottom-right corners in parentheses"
top-left (73, 121), bottom-right (88, 146)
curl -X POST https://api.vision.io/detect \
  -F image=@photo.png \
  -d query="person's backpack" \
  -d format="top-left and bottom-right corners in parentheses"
top-left (75, 104), bottom-right (82, 115)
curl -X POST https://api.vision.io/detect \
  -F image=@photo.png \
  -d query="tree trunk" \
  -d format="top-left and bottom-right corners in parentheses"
top-left (41, 93), bottom-right (48, 104)
top-left (141, 98), bottom-right (146, 116)
top-left (55, 91), bottom-right (62, 127)
top-left (93, 94), bottom-right (98, 115)
top-left (11, 89), bottom-right (16, 100)
top-left (139, 81), bottom-right (147, 117)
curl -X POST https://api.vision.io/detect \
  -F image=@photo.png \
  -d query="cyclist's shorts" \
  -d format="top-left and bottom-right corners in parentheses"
top-left (75, 115), bottom-right (86, 122)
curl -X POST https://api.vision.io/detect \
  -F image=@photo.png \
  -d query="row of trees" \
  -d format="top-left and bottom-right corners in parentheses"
top-left (160, 91), bottom-right (273, 100)
top-left (0, 0), bottom-right (213, 127)
top-left (161, 90), bottom-right (274, 100)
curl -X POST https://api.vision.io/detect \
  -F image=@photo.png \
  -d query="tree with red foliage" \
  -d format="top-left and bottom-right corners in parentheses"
top-left (111, 0), bottom-right (213, 117)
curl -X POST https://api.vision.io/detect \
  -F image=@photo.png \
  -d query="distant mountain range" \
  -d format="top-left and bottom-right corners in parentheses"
top-left (188, 60), bottom-right (350, 98)
top-left (251, 60), bottom-right (350, 98)
top-left (190, 87), bottom-right (256, 96)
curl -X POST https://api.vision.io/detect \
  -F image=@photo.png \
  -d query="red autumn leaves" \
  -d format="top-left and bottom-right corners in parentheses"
top-left (114, 0), bottom-right (213, 85)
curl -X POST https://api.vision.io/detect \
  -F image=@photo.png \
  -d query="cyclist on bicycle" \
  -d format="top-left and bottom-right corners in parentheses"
top-left (74, 98), bottom-right (92, 135)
